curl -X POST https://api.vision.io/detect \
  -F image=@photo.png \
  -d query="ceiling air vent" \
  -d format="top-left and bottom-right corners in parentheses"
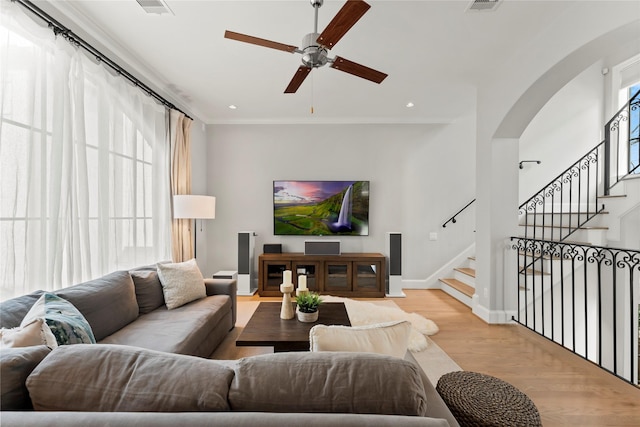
top-left (466, 0), bottom-right (503, 12)
top-left (136, 0), bottom-right (174, 15)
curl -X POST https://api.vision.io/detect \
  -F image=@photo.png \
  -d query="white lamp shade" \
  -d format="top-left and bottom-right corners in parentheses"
top-left (173, 195), bottom-right (216, 219)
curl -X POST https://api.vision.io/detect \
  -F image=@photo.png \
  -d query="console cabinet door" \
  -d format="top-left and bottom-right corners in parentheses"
top-left (352, 261), bottom-right (382, 294)
top-left (259, 253), bottom-right (384, 297)
top-left (291, 261), bottom-right (321, 292)
top-left (261, 260), bottom-right (292, 295)
top-left (323, 262), bottom-right (352, 293)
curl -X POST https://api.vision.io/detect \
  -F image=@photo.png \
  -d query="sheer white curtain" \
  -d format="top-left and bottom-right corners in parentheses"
top-left (0, 1), bottom-right (171, 300)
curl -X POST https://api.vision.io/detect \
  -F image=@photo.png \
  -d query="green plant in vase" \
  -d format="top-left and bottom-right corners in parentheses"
top-left (295, 292), bottom-right (323, 313)
top-left (295, 292), bottom-right (323, 322)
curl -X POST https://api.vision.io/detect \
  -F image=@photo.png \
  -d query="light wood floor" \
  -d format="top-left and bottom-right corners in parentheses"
top-left (242, 289), bottom-right (640, 426)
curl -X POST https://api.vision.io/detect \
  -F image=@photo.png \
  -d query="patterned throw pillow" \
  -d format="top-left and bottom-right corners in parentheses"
top-left (21, 294), bottom-right (96, 345)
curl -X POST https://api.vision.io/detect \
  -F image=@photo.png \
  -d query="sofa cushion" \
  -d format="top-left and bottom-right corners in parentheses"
top-left (99, 294), bottom-right (232, 356)
top-left (157, 259), bottom-right (206, 310)
top-left (229, 352), bottom-right (429, 416)
top-left (22, 293), bottom-right (96, 345)
top-left (0, 345), bottom-right (51, 410)
top-left (130, 270), bottom-right (165, 314)
top-left (0, 290), bottom-right (44, 329)
top-left (56, 271), bottom-right (139, 341)
top-left (0, 318), bottom-right (58, 349)
top-left (309, 320), bottom-right (411, 358)
top-left (26, 344), bottom-right (235, 412)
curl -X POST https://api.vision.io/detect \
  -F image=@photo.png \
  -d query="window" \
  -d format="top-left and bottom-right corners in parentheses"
top-left (0, 5), bottom-right (171, 300)
top-left (628, 84), bottom-right (639, 175)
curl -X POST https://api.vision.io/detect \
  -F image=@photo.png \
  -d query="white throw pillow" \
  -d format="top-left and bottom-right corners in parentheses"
top-left (157, 259), bottom-right (206, 310)
top-left (309, 320), bottom-right (411, 358)
top-left (0, 318), bottom-right (58, 349)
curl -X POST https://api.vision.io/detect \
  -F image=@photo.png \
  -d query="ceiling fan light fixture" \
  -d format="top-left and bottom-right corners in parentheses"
top-left (301, 33), bottom-right (328, 68)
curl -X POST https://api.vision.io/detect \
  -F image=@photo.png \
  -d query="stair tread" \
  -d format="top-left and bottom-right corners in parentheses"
top-left (518, 224), bottom-right (609, 230)
top-left (439, 278), bottom-right (474, 297)
top-left (519, 267), bottom-right (550, 276)
top-left (454, 267), bottom-right (476, 278)
top-left (599, 194), bottom-right (627, 199)
top-left (523, 211), bottom-right (609, 215)
top-left (516, 237), bottom-right (592, 245)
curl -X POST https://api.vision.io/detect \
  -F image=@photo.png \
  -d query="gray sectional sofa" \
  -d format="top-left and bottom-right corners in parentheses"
top-left (0, 265), bottom-right (459, 427)
top-left (0, 266), bottom-right (237, 357)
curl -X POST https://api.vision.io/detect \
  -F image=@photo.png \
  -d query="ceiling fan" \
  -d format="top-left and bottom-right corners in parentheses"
top-left (224, 0), bottom-right (388, 94)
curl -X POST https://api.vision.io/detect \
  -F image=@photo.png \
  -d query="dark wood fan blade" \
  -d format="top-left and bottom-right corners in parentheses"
top-left (317, 0), bottom-right (370, 49)
top-left (224, 30), bottom-right (298, 53)
top-left (330, 56), bottom-right (387, 84)
top-left (284, 66), bottom-right (312, 93)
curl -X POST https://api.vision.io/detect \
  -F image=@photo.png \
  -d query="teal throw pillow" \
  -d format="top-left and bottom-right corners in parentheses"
top-left (21, 293), bottom-right (96, 345)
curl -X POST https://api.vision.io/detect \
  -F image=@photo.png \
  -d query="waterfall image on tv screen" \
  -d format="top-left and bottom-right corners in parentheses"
top-left (273, 181), bottom-right (369, 236)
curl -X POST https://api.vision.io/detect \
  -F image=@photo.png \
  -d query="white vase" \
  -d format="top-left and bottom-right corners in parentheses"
top-left (297, 310), bottom-right (319, 323)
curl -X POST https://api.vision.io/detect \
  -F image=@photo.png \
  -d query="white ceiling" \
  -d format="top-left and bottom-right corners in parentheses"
top-left (36, 1), bottom-right (591, 124)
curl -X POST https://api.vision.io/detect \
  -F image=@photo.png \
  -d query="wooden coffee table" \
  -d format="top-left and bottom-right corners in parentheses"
top-left (236, 302), bottom-right (351, 352)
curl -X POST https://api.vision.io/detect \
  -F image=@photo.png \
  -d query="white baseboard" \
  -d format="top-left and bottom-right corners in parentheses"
top-left (472, 295), bottom-right (512, 324)
top-left (400, 279), bottom-right (431, 289)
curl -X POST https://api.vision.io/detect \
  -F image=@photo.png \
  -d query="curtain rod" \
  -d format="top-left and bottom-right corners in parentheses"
top-left (11, 0), bottom-right (193, 121)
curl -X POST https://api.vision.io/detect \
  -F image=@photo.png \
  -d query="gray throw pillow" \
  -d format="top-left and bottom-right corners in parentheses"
top-left (130, 270), bottom-right (165, 314)
top-left (27, 344), bottom-right (234, 412)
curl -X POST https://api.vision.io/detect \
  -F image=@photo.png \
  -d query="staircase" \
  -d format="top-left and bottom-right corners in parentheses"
top-left (439, 185), bottom-right (635, 308)
top-left (439, 259), bottom-right (476, 306)
top-left (438, 88), bottom-right (638, 308)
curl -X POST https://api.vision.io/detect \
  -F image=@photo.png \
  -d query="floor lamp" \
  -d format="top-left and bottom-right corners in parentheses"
top-left (173, 195), bottom-right (216, 259)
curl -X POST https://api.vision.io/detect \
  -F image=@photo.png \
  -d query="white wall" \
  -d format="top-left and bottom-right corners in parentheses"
top-left (519, 61), bottom-right (605, 202)
top-left (198, 114), bottom-right (476, 283)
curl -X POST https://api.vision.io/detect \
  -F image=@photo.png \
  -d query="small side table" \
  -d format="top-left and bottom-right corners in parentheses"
top-left (213, 270), bottom-right (237, 280)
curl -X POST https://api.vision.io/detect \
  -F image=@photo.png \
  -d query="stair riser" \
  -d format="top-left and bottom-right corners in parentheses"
top-left (519, 227), bottom-right (607, 246)
top-left (519, 203), bottom-right (600, 215)
top-left (519, 213), bottom-right (608, 228)
top-left (453, 270), bottom-right (475, 287)
top-left (441, 283), bottom-right (472, 307)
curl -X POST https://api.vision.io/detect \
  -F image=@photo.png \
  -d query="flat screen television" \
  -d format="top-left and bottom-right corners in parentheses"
top-left (273, 180), bottom-right (369, 236)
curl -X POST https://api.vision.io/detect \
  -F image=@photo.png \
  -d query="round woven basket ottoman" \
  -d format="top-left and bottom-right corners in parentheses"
top-left (436, 371), bottom-right (541, 427)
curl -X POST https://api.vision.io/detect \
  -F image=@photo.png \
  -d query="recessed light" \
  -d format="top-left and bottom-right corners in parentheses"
top-left (228, 105), bottom-right (237, 110)
top-left (406, 102), bottom-right (414, 108)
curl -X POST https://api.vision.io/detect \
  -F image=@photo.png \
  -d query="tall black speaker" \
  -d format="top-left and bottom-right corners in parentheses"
top-left (237, 231), bottom-right (256, 295)
top-left (386, 232), bottom-right (404, 297)
top-left (389, 233), bottom-right (402, 276)
top-left (238, 233), bottom-right (250, 275)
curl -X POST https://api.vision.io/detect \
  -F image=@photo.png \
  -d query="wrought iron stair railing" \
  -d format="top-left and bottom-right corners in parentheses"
top-left (519, 143), bottom-right (605, 244)
top-left (511, 91), bottom-right (640, 386)
top-left (511, 237), bottom-right (639, 385)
